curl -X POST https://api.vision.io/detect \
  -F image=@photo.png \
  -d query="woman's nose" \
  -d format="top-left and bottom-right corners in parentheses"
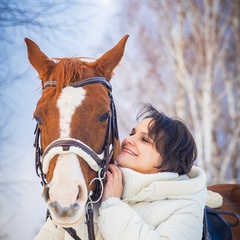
top-left (123, 135), bottom-right (135, 146)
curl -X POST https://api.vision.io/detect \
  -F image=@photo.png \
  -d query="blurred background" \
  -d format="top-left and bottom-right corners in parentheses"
top-left (0, 0), bottom-right (239, 239)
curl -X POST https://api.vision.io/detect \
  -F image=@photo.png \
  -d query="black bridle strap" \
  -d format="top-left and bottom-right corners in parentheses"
top-left (34, 124), bottom-right (46, 186)
top-left (86, 208), bottom-right (95, 240)
top-left (63, 208), bottom-right (95, 240)
top-left (63, 227), bottom-right (82, 240)
top-left (44, 76), bottom-right (112, 91)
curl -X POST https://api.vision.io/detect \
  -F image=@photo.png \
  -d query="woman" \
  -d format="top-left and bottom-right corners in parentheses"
top-left (34, 104), bottom-right (207, 240)
top-left (97, 103), bottom-right (207, 240)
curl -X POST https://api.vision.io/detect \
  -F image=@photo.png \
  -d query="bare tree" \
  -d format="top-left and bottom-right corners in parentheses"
top-left (116, 0), bottom-right (240, 184)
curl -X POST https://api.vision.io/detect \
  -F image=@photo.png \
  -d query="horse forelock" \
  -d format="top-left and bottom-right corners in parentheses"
top-left (42, 58), bottom-right (96, 99)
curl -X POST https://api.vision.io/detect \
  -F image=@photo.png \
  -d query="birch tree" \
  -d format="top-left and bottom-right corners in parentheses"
top-left (116, 0), bottom-right (240, 183)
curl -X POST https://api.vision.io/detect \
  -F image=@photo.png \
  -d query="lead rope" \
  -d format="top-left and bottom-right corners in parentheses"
top-left (62, 208), bottom-right (94, 240)
top-left (86, 208), bottom-right (95, 240)
top-left (84, 168), bottom-right (106, 240)
top-left (63, 228), bottom-right (82, 240)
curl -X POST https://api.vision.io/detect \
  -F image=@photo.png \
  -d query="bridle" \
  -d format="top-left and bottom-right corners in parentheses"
top-left (33, 76), bottom-right (119, 240)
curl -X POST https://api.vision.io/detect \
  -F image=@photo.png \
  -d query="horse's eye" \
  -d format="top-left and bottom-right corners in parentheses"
top-left (98, 112), bottom-right (110, 122)
top-left (34, 116), bottom-right (42, 125)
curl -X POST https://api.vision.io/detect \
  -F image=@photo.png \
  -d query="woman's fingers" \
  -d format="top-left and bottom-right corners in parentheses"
top-left (102, 164), bottom-right (123, 201)
top-left (108, 164), bottom-right (122, 180)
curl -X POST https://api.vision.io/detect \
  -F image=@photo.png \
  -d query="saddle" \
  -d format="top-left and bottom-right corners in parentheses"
top-left (202, 206), bottom-right (240, 240)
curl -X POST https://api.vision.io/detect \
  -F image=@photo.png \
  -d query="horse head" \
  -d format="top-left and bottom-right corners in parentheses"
top-left (25, 35), bottom-right (128, 227)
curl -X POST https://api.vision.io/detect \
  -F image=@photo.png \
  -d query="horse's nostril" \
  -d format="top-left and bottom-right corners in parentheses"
top-left (76, 185), bottom-right (81, 200)
top-left (42, 186), bottom-right (50, 202)
top-left (72, 203), bottom-right (79, 209)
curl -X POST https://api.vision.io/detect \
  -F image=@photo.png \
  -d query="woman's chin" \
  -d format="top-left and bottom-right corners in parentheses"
top-left (115, 161), bottom-right (121, 167)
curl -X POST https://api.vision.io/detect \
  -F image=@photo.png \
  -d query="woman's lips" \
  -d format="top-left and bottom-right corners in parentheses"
top-left (122, 148), bottom-right (137, 156)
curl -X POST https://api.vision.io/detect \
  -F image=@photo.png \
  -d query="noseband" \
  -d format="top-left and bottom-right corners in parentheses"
top-left (33, 77), bottom-right (119, 240)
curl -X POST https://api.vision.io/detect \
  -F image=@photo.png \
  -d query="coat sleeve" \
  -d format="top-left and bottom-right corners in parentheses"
top-left (97, 197), bottom-right (203, 240)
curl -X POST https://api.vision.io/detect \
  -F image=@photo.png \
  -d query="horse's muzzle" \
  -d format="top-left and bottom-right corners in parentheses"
top-left (48, 201), bottom-right (80, 218)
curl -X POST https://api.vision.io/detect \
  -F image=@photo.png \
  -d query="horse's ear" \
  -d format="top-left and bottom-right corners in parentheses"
top-left (95, 35), bottom-right (129, 80)
top-left (25, 38), bottom-right (55, 78)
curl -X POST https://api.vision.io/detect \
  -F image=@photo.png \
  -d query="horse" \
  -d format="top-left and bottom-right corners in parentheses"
top-left (25, 35), bottom-right (128, 238)
top-left (206, 184), bottom-right (240, 240)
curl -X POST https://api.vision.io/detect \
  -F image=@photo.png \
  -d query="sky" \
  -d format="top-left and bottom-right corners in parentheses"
top-left (0, 1), bottom-right (134, 239)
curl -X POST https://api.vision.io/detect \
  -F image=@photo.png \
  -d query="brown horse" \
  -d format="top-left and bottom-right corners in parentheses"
top-left (207, 184), bottom-right (240, 240)
top-left (25, 35), bottom-right (128, 228)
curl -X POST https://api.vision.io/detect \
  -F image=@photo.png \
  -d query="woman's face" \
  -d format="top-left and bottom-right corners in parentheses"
top-left (116, 118), bottom-right (162, 174)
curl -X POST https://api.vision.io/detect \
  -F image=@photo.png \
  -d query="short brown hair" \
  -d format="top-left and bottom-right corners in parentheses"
top-left (137, 104), bottom-right (197, 175)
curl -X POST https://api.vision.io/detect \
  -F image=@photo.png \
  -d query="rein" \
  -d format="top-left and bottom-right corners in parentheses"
top-left (33, 76), bottom-right (119, 240)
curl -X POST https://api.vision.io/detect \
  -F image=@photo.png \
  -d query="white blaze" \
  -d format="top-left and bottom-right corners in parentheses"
top-left (48, 154), bottom-right (88, 208)
top-left (57, 87), bottom-right (86, 138)
top-left (47, 86), bottom-right (87, 213)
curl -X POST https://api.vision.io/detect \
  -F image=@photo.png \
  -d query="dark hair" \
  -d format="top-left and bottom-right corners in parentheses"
top-left (137, 103), bottom-right (197, 175)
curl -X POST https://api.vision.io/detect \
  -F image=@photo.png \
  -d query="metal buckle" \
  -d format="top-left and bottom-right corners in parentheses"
top-left (88, 168), bottom-right (106, 204)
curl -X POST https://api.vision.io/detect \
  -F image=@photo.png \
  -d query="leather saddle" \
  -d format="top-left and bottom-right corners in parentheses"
top-left (202, 206), bottom-right (239, 240)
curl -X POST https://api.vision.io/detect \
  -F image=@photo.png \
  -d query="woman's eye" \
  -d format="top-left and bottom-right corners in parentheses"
top-left (142, 138), bottom-right (149, 143)
top-left (98, 112), bottom-right (109, 122)
top-left (129, 130), bottom-right (135, 136)
top-left (34, 116), bottom-right (42, 125)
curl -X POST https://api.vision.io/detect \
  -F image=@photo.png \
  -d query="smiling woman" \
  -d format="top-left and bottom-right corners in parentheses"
top-left (99, 103), bottom-right (207, 240)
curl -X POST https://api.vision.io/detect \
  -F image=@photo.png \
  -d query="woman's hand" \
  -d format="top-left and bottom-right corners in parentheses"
top-left (102, 164), bottom-right (123, 201)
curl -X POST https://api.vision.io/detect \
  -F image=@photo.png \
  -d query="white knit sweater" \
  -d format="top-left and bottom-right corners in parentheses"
top-left (98, 166), bottom-right (207, 240)
top-left (121, 167), bottom-right (179, 200)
